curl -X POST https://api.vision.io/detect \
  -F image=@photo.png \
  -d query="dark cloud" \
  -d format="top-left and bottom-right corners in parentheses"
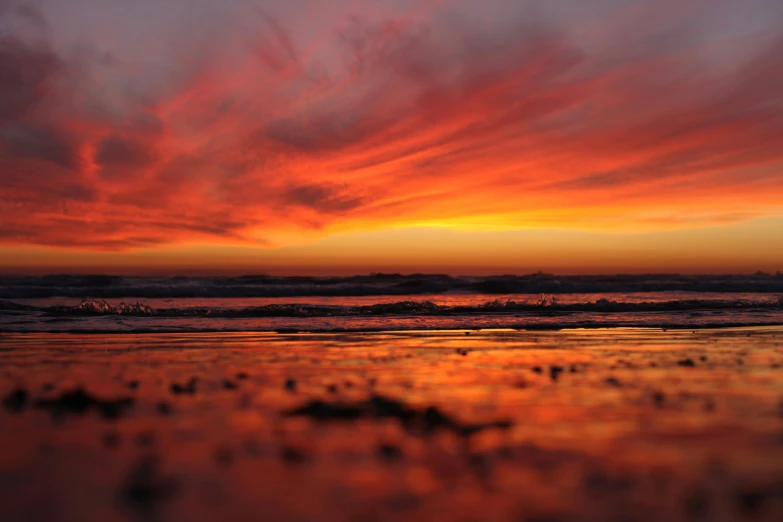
top-left (95, 135), bottom-right (156, 168)
top-left (284, 184), bottom-right (366, 214)
top-left (0, 38), bottom-right (61, 120)
top-left (0, 122), bottom-right (80, 169)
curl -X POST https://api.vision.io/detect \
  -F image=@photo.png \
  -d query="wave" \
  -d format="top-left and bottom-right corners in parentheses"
top-left (2, 321), bottom-right (782, 335)
top-left (2, 296), bottom-right (781, 318)
top-left (1, 273), bottom-right (783, 299)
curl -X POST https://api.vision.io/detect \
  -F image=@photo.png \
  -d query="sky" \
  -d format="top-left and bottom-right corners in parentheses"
top-left (1, 0), bottom-right (782, 274)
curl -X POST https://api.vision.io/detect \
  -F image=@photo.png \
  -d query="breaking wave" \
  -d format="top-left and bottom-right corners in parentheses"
top-left (2, 296), bottom-right (781, 318)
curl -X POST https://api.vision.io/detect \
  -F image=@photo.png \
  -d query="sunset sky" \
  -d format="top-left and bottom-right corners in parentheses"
top-left (1, 0), bottom-right (782, 274)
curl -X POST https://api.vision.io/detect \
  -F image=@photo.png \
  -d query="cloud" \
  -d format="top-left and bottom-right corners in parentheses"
top-left (0, 37), bottom-right (61, 120)
top-left (283, 183), bottom-right (366, 213)
top-left (95, 135), bottom-right (157, 168)
top-left (1, 0), bottom-right (782, 250)
top-left (0, 122), bottom-right (81, 169)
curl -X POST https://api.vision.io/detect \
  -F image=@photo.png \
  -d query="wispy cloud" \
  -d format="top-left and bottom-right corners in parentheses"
top-left (1, 0), bottom-right (782, 249)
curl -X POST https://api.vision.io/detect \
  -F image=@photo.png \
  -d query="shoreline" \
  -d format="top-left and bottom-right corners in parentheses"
top-left (3, 323), bottom-right (783, 336)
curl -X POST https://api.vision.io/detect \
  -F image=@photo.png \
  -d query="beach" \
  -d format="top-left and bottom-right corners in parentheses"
top-left (2, 328), bottom-right (782, 522)
top-left (3, 0), bottom-right (782, 518)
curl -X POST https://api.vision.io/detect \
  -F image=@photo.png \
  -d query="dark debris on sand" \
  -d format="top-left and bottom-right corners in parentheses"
top-left (2, 388), bottom-right (28, 413)
top-left (280, 446), bottom-right (308, 463)
top-left (736, 488), bottom-right (768, 515)
top-left (284, 378), bottom-right (297, 392)
top-left (377, 443), bottom-right (403, 461)
top-left (170, 377), bottom-right (198, 395)
top-left (284, 394), bottom-right (513, 439)
top-left (677, 358), bottom-right (696, 368)
top-left (34, 388), bottom-right (135, 420)
top-left (119, 457), bottom-right (180, 512)
top-left (156, 401), bottom-right (173, 416)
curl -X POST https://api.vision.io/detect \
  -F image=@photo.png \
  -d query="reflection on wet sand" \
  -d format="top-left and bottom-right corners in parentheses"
top-left (1, 328), bottom-right (782, 521)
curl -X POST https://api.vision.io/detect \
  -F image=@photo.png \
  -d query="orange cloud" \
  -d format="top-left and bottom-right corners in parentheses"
top-left (1, 0), bottom-right (782, 253)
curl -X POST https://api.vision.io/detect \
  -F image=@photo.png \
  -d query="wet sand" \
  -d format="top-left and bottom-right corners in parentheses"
top-left (1, 328), bottom-right (782, 522)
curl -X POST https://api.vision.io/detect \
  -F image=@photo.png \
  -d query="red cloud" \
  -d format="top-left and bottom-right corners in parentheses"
top-left (1, 0), bottom-right (782, 250)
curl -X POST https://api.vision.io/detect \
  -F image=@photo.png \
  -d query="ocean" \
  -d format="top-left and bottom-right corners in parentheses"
top-left (2, 273), bottom-right (782, 333)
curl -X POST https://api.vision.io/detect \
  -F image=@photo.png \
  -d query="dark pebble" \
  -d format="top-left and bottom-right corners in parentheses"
top-left (222, 380), bottom-right (238, 390)
top-left (98, 400), bottom-right (134, 420)
top-left (35, 388), bottom-right (135, 420)
top-left (235, 372), bottom-right (249, 380)
top-left (286, 394), bottom-right (513, 439)
top-left (467, 453), bottom-right (492, 482)
top-left (170, 377), bottom-right (198, 395)
top-left (569, 365), bottom-right (578, 373)
top-left (377, 443), bottom-right (403, 460)
top-left (119, 457), bottom-right (180, 510)
top-left (736, 489), bottom-right (766, 514)
top-left (677, 359), bottom-right (696, 367)
top-left (532, 366), bottom-right (543, 374)
top-left (280, 446), bottom-right (308, 463)
top-left (326, 384), bottom-right (338, 394)
top-left (549, 365), bottom-right (564, 382)
top-left (2, 388), bottom-right (28, 413)
top-left (652, 391), bottom-right (666, 407)
top-left (605, 377), bottom-right (622, 387)
top-left (127, 380), bottom-right (140, 391)
top-left (284, 379), bottom-right (297, 392)
top-left (699, 356), bottom-right (708, 362)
